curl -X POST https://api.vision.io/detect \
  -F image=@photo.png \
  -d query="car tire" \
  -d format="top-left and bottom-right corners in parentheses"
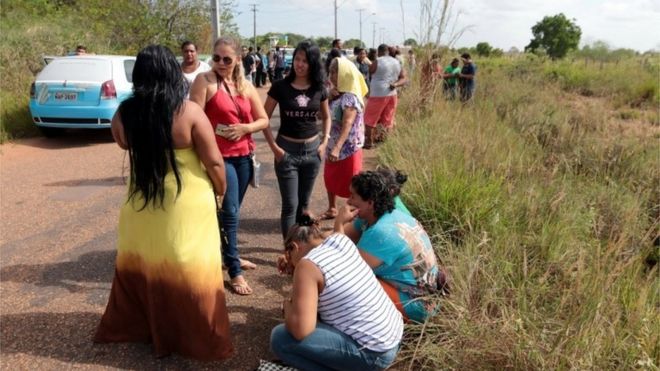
top-left (39, 127), bottom-right (61, 137)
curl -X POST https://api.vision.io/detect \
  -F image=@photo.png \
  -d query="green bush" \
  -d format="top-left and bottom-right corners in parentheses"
top-left (0, 0), bottom-right (212, 142)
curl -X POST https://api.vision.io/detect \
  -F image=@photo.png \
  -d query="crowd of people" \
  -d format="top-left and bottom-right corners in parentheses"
top-left (94, 38), bottom-right (452, 370)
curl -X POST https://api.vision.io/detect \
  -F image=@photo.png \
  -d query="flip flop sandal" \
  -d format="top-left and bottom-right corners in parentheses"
top-left (230, 280), bottom-right (253, 296)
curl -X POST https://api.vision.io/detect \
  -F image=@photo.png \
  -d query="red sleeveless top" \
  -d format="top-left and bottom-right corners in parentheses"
top-left (204, 87), bottom-right (254, 157)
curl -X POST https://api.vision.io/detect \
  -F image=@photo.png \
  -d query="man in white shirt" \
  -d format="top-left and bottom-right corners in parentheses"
top-left (180, 41), bottom-right (210, 98)
top-left (364, 44), bottom-right (408, 148)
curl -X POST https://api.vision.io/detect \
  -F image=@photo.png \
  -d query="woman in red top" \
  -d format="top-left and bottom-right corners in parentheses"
top-left (190, 36), bottom-right (268, 295)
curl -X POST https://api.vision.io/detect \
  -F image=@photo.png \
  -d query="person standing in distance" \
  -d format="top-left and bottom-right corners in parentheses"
top-left (459, 53), bottom-right (477, 102)
top-left (180, 41), bottom-right (211, 98)
top-left (363, 44), bottom-right (408, 148)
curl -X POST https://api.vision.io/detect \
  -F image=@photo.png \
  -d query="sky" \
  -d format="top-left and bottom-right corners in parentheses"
top-left (232, 0), bottom-right (660, 52)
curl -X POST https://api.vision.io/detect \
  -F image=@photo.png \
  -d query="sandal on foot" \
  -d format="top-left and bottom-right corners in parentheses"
top-left (230, 276), bottom-right (253, 296)
top-left (240, 258), bottom-right (257, 270)
top-left (321, 208), bottom-right (338, 220)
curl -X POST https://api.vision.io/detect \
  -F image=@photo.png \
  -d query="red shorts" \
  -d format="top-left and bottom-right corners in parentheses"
top-left (364, 96), bottom-right (398, 128)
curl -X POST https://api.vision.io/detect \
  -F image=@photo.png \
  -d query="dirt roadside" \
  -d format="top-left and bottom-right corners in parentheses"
top-left (0, 87), bottom-right (378, 370)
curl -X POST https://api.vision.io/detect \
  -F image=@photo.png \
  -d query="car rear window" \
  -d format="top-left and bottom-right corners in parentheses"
top-left (123, 59), bottom-right (135, 83)
top-left (38, 59), bottom-right (111, 82)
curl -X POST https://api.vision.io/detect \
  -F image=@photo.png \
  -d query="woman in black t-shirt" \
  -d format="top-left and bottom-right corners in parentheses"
top-left (263, 41), bottom-right (331, 238)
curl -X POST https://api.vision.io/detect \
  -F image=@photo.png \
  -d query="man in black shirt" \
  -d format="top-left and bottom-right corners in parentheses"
top-left (242, 46), bottom-right (255, 84)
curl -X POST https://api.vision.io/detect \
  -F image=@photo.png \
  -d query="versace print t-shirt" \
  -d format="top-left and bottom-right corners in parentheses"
top-left (267, 80), bottom-right (328, 139)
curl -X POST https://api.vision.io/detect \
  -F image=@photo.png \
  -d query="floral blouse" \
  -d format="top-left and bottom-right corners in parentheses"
top-left (326, 93), bottom-right (364, 160)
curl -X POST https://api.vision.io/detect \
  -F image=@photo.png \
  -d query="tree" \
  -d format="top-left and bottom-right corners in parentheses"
top-left (217, 0), bottom-right (240, 42)
top-left (76, 0), bottom-right (216, 54)
top-left (475, 42), bottom-right (492, 57)
top-left (404, 38), bottom-right (418, 47)
top-left (417, 0), bottom-right (471, 48)
top-left (314, 37), bottom-right (334, 50)
top-left (343, 39), bottom-right (364, 49)
top-left (525, 13), bottom-right (581, 59)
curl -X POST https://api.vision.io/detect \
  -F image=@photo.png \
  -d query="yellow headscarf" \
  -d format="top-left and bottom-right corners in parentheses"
top-left (336, 57), bottom-right (369, 108)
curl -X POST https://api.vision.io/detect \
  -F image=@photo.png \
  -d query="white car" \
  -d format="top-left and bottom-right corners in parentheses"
top-left (29, 55), bottom-right (135, 136)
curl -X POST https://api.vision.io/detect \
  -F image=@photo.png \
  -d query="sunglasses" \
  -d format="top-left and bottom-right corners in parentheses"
top-left (212, 54), bottom-right (234, 65)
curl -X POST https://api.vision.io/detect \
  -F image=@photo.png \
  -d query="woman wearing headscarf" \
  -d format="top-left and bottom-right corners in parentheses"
top-left (94, 45), bottom-right (233, 360)
top-left (321, 57), bottom-right (369, 220)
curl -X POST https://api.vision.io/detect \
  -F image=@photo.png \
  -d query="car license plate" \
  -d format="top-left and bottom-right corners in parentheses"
top-left (54, 92), bottom-right (78, 101)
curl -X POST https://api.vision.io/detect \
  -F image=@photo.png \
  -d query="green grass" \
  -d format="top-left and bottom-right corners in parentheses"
top-left (544, 59), bottom-right (659, 108)
top-left (385, 59), bottom-right (659, 369)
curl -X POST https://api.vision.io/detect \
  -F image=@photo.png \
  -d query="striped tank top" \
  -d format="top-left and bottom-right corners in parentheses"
top-left (304, 233), bottom-right (403, 352)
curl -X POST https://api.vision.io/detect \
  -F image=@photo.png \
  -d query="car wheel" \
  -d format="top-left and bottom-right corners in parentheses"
top-left (39, 127), bottom-right (61, 137)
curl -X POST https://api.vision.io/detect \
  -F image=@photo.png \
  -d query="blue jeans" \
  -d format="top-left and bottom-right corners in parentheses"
top-left (274, 136), bottom-right (322, 238)
top-left (218, 155), bottom-right (252, 279)
top-left (270, 322), bottom-right (399, 371)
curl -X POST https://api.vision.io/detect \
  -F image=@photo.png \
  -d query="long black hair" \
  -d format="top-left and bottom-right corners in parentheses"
top-left (119, 44), bottom-right (185, 210)
top-left (284, 40), bottom-right (325, 92)
top-left (351, 171), bottom-right (395, 218)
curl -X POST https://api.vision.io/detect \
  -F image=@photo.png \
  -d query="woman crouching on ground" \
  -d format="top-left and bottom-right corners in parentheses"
top-left (190, 36), bottom-right (269, 295)
top-left (335, 171), bottom-right (445, 323)
top-left (271, 215), bottom-right (403, 370)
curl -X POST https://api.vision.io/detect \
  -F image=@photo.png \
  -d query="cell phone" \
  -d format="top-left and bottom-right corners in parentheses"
top-left (215, 124), bottom-right (231, 138)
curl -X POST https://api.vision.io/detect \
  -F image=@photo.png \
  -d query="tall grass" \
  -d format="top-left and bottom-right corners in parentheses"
top-left (384, 58), bottom-right (659, 369)
top-left (544, 58), bottom-right (659, 109)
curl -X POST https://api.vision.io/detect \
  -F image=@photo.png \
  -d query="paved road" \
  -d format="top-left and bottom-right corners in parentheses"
top-left (0, 88), bottom-right (377, 370)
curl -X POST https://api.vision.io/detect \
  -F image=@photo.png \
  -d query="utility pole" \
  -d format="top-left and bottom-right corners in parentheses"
top-left (372, 22), bottom-right (377, 49)
top-left (399, 0), bottom-right (405, 45)
top-left (334, 0), bottom-right (338, 39)
top-left (250, 4), bottom-right (257, 49)
top-left (357, 8), bottom-right (364, 47)
top-left (210, 0), bottom-right (220, 42)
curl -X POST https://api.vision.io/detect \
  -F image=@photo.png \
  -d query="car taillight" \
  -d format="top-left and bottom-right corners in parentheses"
top-left (30, 82), bottom-right (36, 99)
top-left (101, 80), bottom-right (116, 99)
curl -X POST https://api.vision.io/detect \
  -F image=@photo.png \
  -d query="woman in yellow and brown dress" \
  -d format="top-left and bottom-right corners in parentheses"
top-left (94, 45), bottom-right (233, 361)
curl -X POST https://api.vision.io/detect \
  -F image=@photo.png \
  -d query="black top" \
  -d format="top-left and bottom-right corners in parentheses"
top-left (268, 80), bottom-right (328, 139)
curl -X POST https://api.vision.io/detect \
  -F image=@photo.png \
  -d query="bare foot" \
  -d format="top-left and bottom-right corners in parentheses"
top-left (230, 275), bottom-right (252, 295)
top-left (240, 258), bottom-right (257, 270)
top-left (321, 208), bottom-right (338, 220)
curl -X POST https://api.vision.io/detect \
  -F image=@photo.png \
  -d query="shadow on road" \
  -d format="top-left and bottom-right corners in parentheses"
top-left (0, 250), bottom-right (116, 292)
top-left (15, 129), bottom-right (114, 150)
top-left (44, 176), bottom-right (126, 187)
top-left (240, 217), bottom-right (281, 235)
top-left (0, 305), bottom-right (279, 370)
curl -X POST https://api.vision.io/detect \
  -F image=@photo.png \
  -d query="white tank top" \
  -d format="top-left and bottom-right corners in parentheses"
top-left (369, 56), bottom-right (402, 97)
top-left (304, 233), bottom-right (403, 352)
